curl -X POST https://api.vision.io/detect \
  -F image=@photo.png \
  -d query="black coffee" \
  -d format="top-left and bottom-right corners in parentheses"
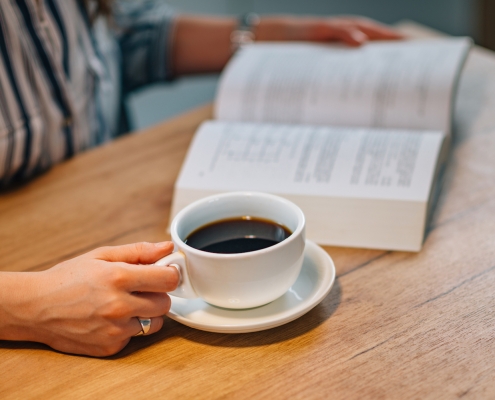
top-left (184, 217), bottom-right (292, 254)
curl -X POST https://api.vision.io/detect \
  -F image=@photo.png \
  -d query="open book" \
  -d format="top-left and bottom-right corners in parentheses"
top-left (170, 38), bottom-right (471, 251)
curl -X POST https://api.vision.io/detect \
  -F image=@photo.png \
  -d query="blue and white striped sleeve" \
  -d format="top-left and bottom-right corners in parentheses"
top-left (113, 0), bottom-right (176, 93)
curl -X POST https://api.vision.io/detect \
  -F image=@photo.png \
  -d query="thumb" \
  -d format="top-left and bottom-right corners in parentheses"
top-left (92, 241), bottom-right (174, 264)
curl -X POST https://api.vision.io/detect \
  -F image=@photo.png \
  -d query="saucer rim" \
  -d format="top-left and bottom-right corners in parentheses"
top-left (166, 240), bottom-right (336, 333)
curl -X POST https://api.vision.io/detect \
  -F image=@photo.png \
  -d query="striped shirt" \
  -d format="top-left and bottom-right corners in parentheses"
top-left (0, 0), bottom-right (174, 186)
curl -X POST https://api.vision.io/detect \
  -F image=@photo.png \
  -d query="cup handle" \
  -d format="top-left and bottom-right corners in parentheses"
top-left (155, 251), bottom-right (198, 299)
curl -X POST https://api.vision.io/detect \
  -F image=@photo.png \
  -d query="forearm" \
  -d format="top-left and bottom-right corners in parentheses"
top-left (0, 272), bottom-right (41, 342)
top-left (172, 15), bottom-right (236, 76)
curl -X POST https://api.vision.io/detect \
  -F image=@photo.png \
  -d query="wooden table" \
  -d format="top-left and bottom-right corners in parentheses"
top-left (2, 23), bottom-right (495, 399)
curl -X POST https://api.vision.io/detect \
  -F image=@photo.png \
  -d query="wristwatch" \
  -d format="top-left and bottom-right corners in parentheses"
top-left (230, 13), bottom-right (260, 52)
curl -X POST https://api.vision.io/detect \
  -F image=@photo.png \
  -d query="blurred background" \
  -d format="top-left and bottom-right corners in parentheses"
top-left (127, 0), bottom-right (494, 130)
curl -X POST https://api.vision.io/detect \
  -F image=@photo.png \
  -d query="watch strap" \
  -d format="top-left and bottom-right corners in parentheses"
top-left (231, 13), bottom-right (260, 52)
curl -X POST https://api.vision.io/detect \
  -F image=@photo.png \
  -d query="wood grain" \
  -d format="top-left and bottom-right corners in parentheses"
top-left (1, 24), bottom-right (495, 399)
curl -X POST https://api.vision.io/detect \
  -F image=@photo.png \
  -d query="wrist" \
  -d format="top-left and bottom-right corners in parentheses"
top-left (230, 13), bottom-right (260, 52)
top-left (0, 271), bottom-right (44, 342)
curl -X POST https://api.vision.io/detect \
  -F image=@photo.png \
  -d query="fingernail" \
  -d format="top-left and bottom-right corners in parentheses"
top-left (155, 241), bottom-right (172, 248)
top-left (351, 31), bottom-right (367, 43)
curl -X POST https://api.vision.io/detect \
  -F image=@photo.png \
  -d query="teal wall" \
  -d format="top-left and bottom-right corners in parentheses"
top-left (165, 0), bottom-right (477, 38)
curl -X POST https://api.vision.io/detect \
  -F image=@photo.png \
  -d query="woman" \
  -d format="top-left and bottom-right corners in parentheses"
top-left (0, 0), bottom-right (402, 356)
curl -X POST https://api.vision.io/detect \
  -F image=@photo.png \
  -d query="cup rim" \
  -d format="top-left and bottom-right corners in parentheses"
top-left (170, 191), bottom-right (305, 259)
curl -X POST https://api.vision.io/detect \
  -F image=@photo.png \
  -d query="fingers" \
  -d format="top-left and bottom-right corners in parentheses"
top-left (109, 262), bottom-right (180, 293)
top-left (334, 27), bottom-right (369, 47)
top-left (92, 241), bottom-right (174, 264)
top-left (128, 292), bottom-right (173, 318)
top-left (130, 316), bottom-right (165, 337)
top-left (314, 18), bottom-right (403, 46)
top-left (117, 293), bottom-right (171, 338)
top-left (353, 19), bottom-right (404, 40)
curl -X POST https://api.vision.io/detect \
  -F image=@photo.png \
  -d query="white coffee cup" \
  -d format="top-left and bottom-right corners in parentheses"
top-left (155, 192), bottom-right (306, 309)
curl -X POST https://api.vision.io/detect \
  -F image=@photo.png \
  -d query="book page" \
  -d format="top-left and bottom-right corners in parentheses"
top-left (215, 39), bottom-right (471, 132)
top-left (175, 121), bottom-right (445, 202)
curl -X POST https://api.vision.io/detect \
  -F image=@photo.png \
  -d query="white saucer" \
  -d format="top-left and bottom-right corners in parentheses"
top-left (167, 240), bottom-right (336, 333)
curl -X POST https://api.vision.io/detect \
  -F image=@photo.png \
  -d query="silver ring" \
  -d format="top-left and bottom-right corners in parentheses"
top-left (133, 317), bottom-right (152, 336)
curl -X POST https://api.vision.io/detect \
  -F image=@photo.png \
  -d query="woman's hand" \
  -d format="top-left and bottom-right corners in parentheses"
top-left (0, 242), bottom-right (179, 357)
top-left (172, 15), bottom-right (403, 75)
top-left (257, 16), bottom-right (404, 46)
